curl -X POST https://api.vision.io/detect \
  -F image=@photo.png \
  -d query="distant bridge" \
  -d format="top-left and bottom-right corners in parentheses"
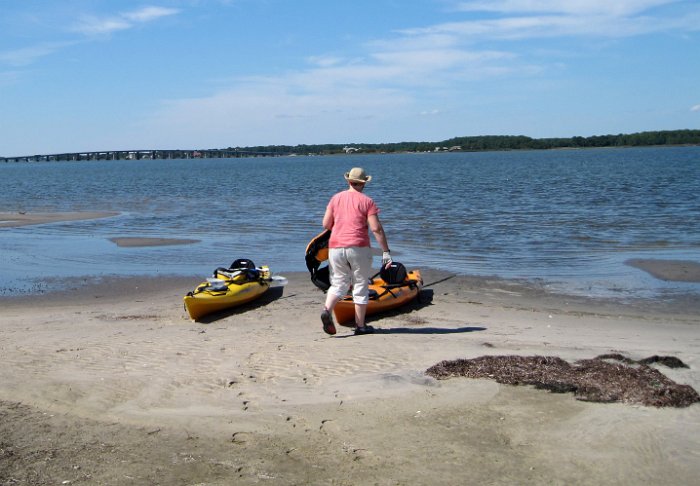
top-left (0, 148), bottom-right (284, 163)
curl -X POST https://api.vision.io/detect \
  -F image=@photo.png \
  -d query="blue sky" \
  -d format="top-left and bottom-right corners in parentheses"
top-left (1, 0), bottom-right (699, 156)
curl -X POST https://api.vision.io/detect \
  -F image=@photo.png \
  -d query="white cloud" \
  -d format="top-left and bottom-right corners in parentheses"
top-left (136, 31), bottom-right (524, 147)
top-left (72, 6), bottom-right (179, 36)
top-left (0, 42), bottom-right (74, 67)
top-left (72, 16), bottom-right (131, 36)
top-left (122, 6), bottom-right (179, 23)
top-left (420, 0), bottom-right (700, 41)
top-left (306, 56), bottom-right (344, 68)
top-left (455, 0), bottom-right (681, 16)
top-left (1, 6), bottom-right (180, 69)
top-left (691, 104), bottom-right (700, 112)
top-left (137, 77), bottom-right (413, 146)
top-left (401, 12), bottom-right (693, 41)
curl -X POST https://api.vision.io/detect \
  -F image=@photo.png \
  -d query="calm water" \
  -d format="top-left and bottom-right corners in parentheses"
top-left (1, 146), bottom-right (699, 298)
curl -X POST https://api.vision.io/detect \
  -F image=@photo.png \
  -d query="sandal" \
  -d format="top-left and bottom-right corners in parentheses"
top-left (321, 309), bottom-right (336, 335)
top-left (354, 325), bottom-right (375, 335)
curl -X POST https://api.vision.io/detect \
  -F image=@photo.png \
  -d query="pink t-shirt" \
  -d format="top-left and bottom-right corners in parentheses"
top-left (326, 190), bottom-right (379, 248)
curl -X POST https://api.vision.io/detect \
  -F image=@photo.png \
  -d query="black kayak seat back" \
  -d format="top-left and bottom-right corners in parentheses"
top-left (311, 264), bottom-right (331, 291)
top-left (380, 262), bottom-right (408, 285)
top-left (212, 258), bottom-right (260, 283)
top-left (230, 258), bottom-right (256, 270)
top-left (306, 232), bottom-right (332, 291)
top-left (305, 229), bottom-right (331, 272)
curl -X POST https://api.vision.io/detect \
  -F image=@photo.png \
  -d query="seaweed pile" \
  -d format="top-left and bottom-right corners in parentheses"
top-left (425, 354), bottom-right (699, 408)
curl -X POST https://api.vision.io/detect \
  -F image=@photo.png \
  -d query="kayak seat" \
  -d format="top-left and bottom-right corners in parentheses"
top-left (230, 258), bottom-right (256, 270)
top-left (213, 267), bottom-right (261, 283)
top-left (311, 264), bottom-right (331, 291)
top-left (380, 262), bottom-right (408, 285)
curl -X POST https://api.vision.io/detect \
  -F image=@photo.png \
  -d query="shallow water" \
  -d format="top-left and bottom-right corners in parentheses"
top-left (1, 146), bottom-right (699, 298)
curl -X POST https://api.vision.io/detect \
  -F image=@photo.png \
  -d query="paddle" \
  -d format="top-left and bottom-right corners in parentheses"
top-left (421, 274), bottom-right (456, 288)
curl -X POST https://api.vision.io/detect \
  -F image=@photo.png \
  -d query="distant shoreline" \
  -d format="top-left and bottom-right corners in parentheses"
top-left (3, 129), bottom-right (698, 161)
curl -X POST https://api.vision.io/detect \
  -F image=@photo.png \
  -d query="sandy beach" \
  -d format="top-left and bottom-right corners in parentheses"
top-left (1, 265), bottom-right (699, 485)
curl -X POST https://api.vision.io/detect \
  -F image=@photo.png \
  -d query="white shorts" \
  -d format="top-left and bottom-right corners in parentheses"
top-left (328, 246), bottom-right (373, 305)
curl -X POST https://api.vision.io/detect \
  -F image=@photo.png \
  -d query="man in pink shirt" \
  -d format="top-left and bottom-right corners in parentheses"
top-left (321, 167), bottom-right (392, 336)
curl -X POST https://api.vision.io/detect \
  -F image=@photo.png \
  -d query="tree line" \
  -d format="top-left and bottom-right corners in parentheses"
top-left (224, 129), bottom-right (700, 155)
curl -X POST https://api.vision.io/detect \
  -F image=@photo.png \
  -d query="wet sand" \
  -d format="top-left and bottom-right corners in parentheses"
top-left (626, 258), bottom-right (700, 282)
top-left (109, 237), bottom-right (200, 247)
top-left (0, 212), bottom-right (199, 248)
top-left (0, 211), bottom-right (118, 228)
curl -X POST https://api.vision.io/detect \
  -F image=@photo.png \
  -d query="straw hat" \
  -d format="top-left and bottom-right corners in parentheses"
top-left (344, 167), bottom-right (372, 183)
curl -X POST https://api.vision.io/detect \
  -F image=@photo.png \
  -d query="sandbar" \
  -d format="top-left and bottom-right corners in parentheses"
top-left (626, 258), bottom-right (700, 282)
top-left (1, 269), bottom-right (698, 484)
top-left (0, 210), bottom-right (119, 228)
top-left (109, 237), bottom-right (200, 247)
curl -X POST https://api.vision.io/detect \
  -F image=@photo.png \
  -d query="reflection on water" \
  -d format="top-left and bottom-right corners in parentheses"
top-left (1, 147), bottom-right (699, 298)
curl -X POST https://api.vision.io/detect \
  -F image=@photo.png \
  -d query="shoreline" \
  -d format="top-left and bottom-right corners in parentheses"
top-left (5, 268), bottom-right (700, 317)
top-left (1, 270), bottom-right (699, 484)
top-left (2, 211), bottom-right (699, 301)
top-left (3, 137), bottom-right (698, 162)
top-left (2, 210), bottom-right (699, 280)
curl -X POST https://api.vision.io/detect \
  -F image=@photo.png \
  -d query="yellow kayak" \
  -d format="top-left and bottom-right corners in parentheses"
top-left (184, 259), bottom-right (285, 321)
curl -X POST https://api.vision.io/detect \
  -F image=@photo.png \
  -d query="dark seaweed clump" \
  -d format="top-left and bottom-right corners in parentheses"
top-left (425, 354), bottom-right (699, 408)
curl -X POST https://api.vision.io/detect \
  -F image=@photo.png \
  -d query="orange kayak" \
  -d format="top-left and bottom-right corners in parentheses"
top-left (332, 269), bottom-right (423, 326)
top-left (305, 230), bottom-right (423, 325)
